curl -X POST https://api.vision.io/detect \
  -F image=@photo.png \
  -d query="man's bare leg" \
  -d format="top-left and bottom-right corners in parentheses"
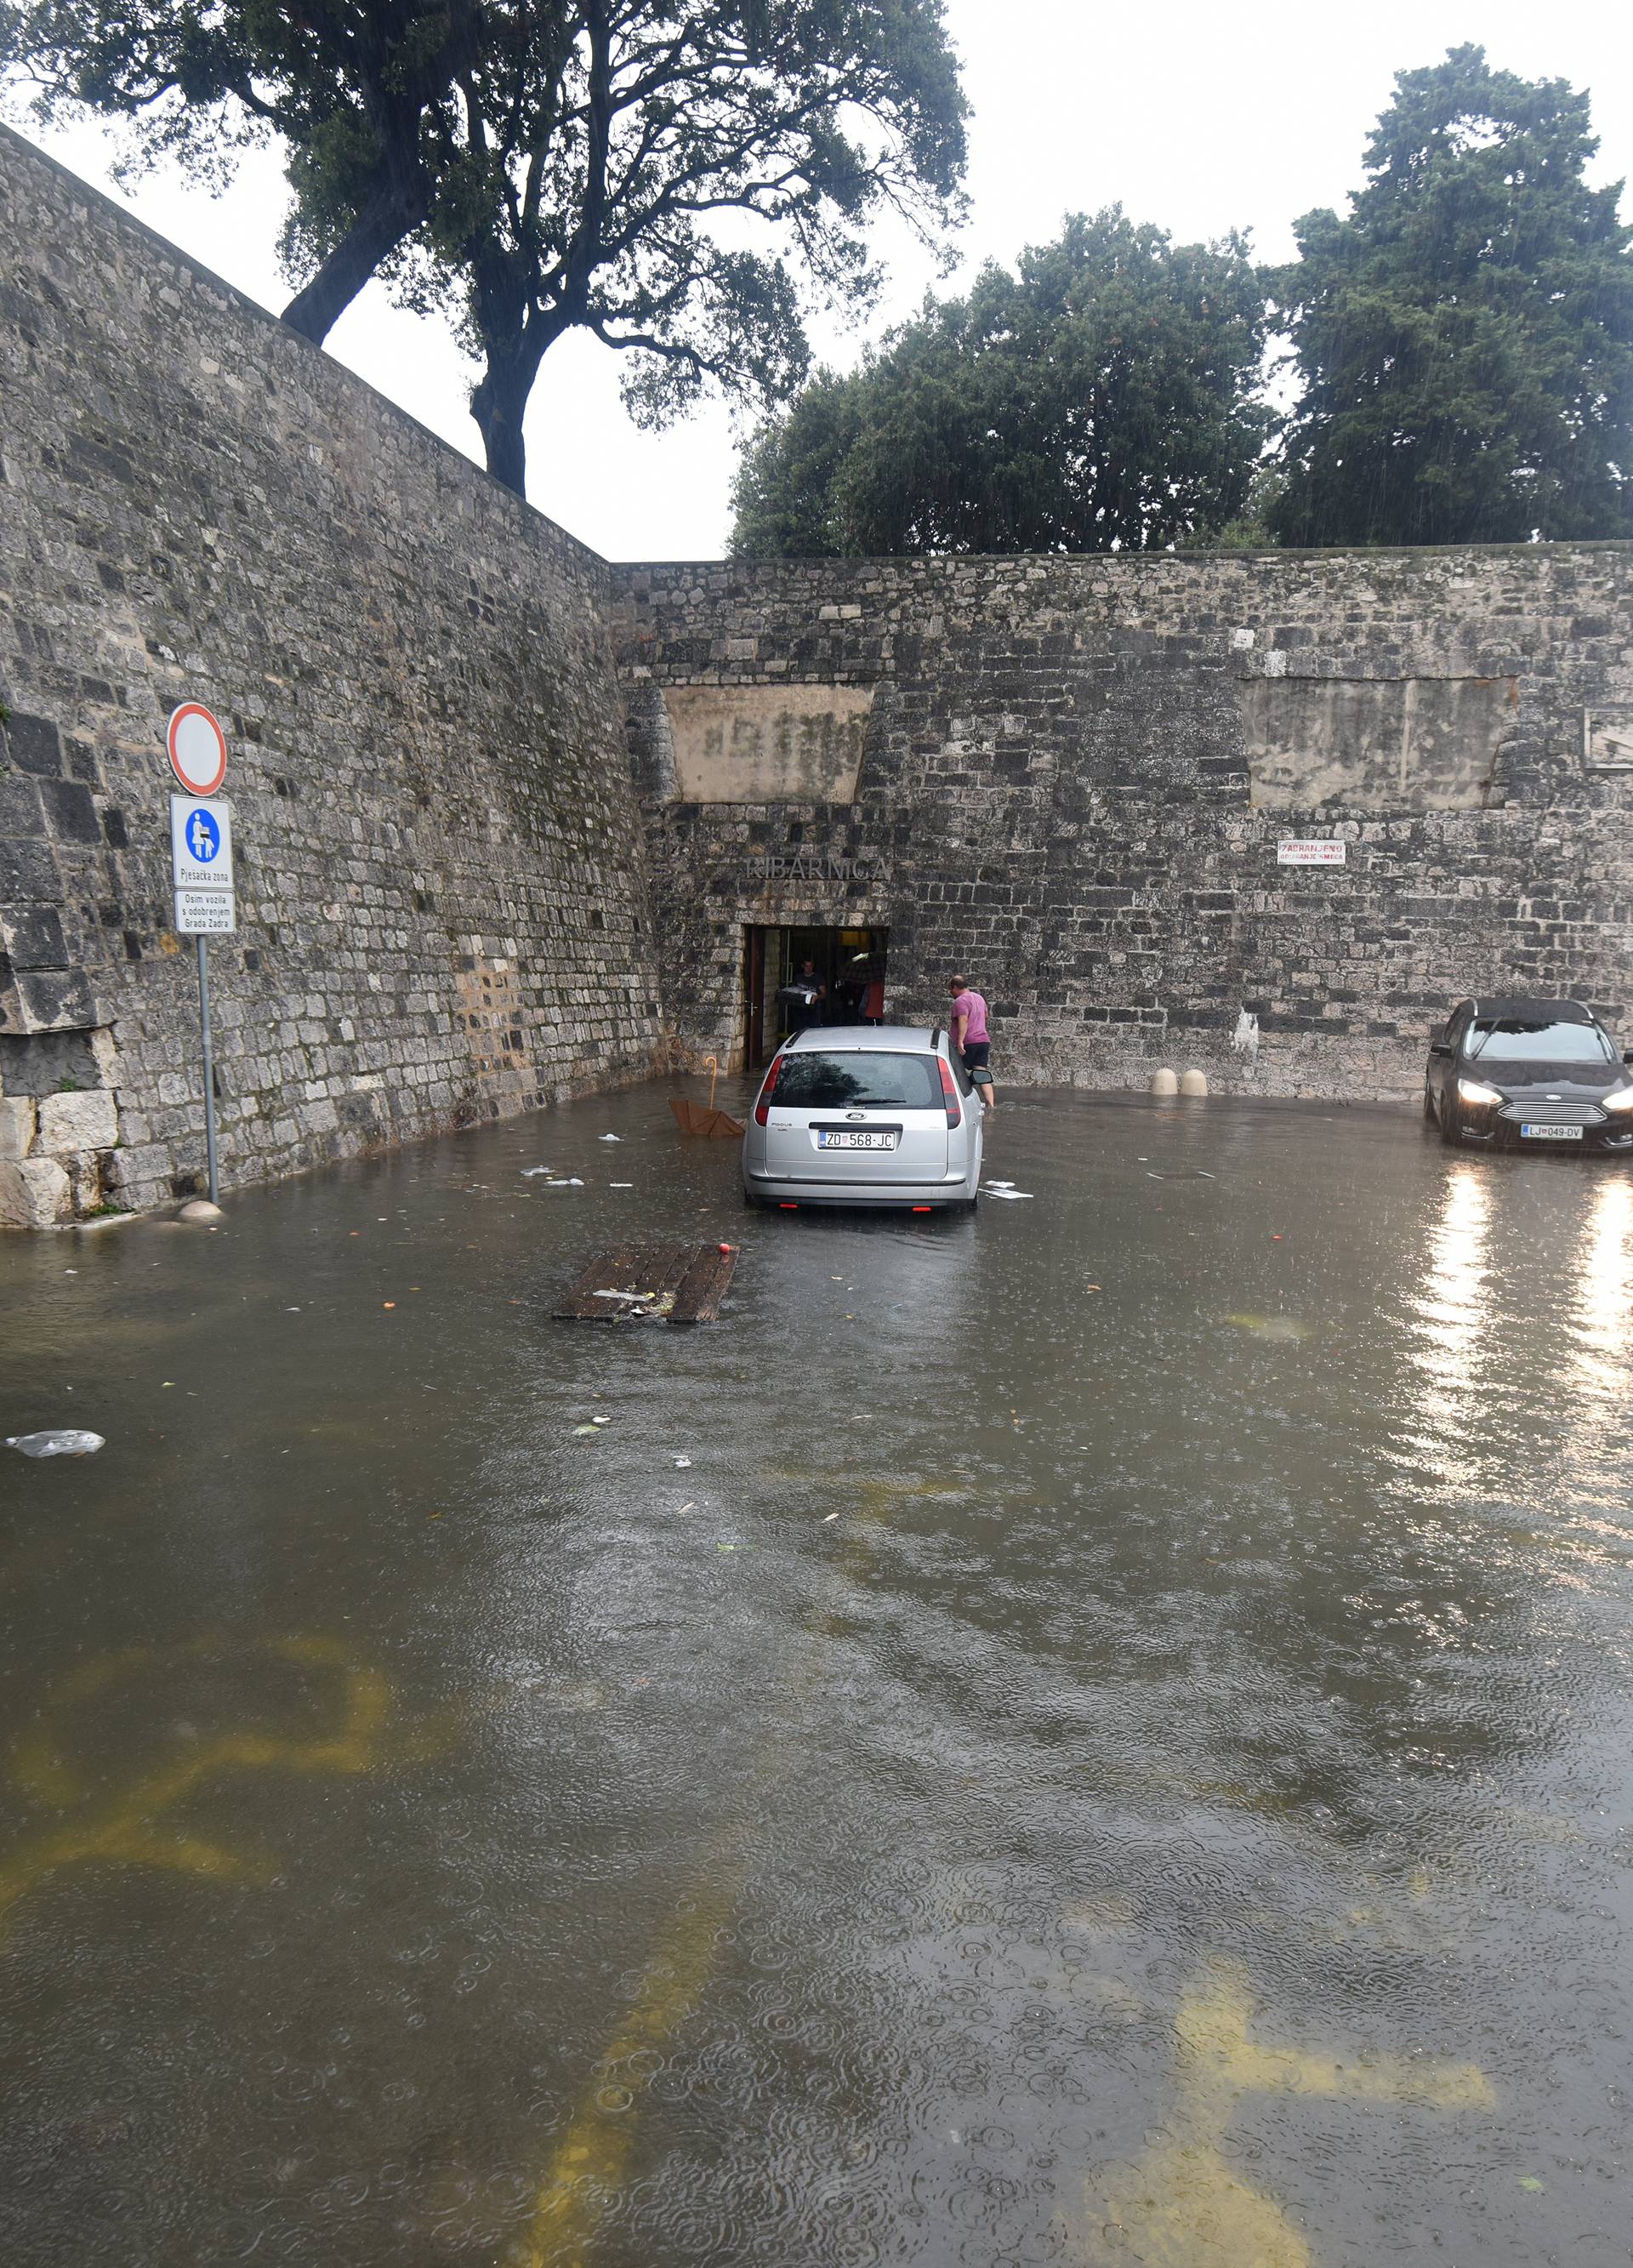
top-left (978, 1076), bottom-right (996, 1114)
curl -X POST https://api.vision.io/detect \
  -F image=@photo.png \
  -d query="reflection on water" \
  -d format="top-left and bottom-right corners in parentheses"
top-left (1, 1088), bottom-right (1630, 2266)
top-left (1397, 1163), bottom-right (1492, 1497)
top-left (1391, 1157), bottom-right (1633, 1528)
top-left (1569, 1174), bottom-right (1633, 1425)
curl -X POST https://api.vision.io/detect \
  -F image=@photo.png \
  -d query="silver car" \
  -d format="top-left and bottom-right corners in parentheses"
top-left (742, 1023), bottom-right (984, 1211)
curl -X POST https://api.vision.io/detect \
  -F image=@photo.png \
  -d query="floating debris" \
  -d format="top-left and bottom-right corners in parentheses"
top-left (1223, 1313), bottom-right (1311, 1343)
top-left (7, 1430), bottom-right (105, 1457)
top-left (555, 1243), bottom-right (737, 1325)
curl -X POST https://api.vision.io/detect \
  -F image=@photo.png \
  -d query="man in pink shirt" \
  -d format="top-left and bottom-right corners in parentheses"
top-left (948, 975), bottom-right (996, 1113)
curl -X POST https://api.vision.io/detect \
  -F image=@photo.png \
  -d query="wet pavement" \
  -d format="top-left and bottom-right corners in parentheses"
top-left (3, 1083), bottom-right (1631, 2267)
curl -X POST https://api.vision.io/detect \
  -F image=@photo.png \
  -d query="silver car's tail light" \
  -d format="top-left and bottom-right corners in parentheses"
top-left (754, 1053), bottom-right (786, 1127)
top-left (938, 1056), bottom-right (961, 1129)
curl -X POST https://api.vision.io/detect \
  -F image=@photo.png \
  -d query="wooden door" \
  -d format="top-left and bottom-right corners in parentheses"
top-left (743, 926), bottom-right (769, 1070)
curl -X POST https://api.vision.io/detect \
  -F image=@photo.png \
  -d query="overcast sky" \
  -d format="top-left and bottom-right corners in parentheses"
top-left (12, 0), bottom-right (1631, 561)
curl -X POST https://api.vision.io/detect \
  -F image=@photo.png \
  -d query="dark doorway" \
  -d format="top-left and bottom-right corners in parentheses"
top-left (742, 925), bottom-right (890, 1069)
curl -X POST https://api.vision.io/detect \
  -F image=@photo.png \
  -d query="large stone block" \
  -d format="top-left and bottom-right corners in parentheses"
top-left (0, 1154), bottom-right (71, 1228)
top-left (0, 968), bottom-right (100, 1036)
top-left (38, 778), bottom-right (100, 843)
top-left (64, 1149), bottom-right (105, 1211)
top-left (0, 903), bottom-right (68, 970)
top-left (0, 772), bottom-right (45, 835)
top-left (103, 1141), bottom-right (172, 1197)
top-left (37, 1088), bottom-right (118, 1152)
top-left (5, 711), bottom-right (62, 775)
top-left (0, 1096), bottom-right (37, 1158)
top-left (0, 836), bottom-right (61, 901)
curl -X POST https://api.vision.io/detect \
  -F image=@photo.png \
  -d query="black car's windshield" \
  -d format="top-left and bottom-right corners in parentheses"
top-left (774, 1051), bottom-right (942, 1108)
top-left (1467, 1018), bottom-right (1613, 1067)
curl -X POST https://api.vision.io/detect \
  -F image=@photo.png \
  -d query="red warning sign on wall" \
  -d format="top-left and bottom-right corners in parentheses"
top-left (166, 702), bottom-right (229, 797)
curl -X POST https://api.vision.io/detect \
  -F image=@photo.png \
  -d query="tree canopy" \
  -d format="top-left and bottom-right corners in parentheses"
top-left (0, 2), bottom-right (484, 345)
top-left (3, 2), bottom-right (968, 495)
top-left (730, 209), bottom-right (1270, 556)
top-left (1269, 45), bottom-right (1633, 547)
top-left (412, 1), bottom-right (969, 493)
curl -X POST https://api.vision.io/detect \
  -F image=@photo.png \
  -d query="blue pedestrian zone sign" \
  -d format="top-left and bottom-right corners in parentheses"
top-left (170, 794), bottom-right (236, 932)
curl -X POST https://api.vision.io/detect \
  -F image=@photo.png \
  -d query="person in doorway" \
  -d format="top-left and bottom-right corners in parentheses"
top-left (860, 966), bottom-right (885, 1023)
top-left (788, 957), bottom-right (826, 1032)
top-left (948, 975), bottom-right (995, 1111)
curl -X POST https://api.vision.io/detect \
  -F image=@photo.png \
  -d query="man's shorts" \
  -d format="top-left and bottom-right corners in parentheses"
top-left (962, 1040), bottom-right (992, 1080)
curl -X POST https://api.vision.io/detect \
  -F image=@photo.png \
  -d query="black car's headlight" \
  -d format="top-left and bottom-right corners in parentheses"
top-left (1456, 1077), bottom-right (1505, 1108)
top-left (1602, 1085), bottom-right (1633, 1115)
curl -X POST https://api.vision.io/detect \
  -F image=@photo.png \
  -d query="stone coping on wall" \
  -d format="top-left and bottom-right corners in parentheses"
top-left (616, 540), bottom-right (1633, 569)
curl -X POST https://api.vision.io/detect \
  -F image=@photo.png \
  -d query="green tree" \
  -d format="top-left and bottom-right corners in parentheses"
top-left (731, 209), bottom-right (1271, 556)
top-left (415, 0), bottom-right (967, 495)
top-left (1270, 45), bottom-right (1633, 547)
top-left (0, 2), bottom-right (483, 344)
top-left (3, 3), bottom-right (967, 498)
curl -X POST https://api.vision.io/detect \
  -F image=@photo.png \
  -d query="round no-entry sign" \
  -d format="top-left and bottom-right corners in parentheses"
top-left (167, 702), bottom-right (229, 796)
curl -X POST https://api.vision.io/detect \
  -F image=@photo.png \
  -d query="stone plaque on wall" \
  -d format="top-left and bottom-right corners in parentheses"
top-left (1584, 707), bottom-right (1633, 770)
top-left (662, 685), bottom-right (873, 802)
top-left (1238, 675), bottom-right (1513, 810)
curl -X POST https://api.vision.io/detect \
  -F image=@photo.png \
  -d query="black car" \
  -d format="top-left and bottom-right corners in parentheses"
top-left (1425, 997), bottom-right (1633, 1153)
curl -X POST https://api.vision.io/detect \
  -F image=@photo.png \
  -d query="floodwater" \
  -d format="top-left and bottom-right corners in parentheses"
top-left (3, 1086), bottom-right (1631, 2268)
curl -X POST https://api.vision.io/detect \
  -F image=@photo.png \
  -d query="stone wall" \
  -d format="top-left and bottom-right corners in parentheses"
top-left (611, 550), bottom-right (1633, 1098)
top-left (5, 117), bottom-right (1631, 1215)
top-left (0, 125), bottom-right (659, 1224)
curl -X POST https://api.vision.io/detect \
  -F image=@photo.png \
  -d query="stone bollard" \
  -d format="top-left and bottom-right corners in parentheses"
top-left (1179, 1068), bottom-right (1209, 1097)
top-left (177, 1199), bottom-right (225, 1223)
top-left (1148, 1068), bottom-right (1179, 1097)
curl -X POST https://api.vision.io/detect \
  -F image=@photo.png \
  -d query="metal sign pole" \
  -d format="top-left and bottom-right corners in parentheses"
top-left (166, 708), bottom-right (233, 1209)
top-left (196, 934), bottom-right (219, 1204)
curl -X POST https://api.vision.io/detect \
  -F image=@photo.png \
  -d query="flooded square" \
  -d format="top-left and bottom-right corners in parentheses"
top-left (3, 1087), bottom-right (1630, 2265)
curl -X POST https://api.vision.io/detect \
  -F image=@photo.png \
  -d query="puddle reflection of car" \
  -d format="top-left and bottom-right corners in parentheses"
top-left (1425, 995), bottom-right (1633, 1152)
top-left (743, 1024), bottom-right (983, 1210)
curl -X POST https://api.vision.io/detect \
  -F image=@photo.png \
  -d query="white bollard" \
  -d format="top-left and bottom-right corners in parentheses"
top-left (1179, 1068), bottom-right (1209, 1097)
top-left (178, 1198), bottom-right (225, 1222)
top-left (1148, 1068), bottom-right (1179, 1097)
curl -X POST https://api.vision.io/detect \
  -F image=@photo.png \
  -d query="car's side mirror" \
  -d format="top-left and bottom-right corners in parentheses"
top-left (1430, 1040), bottom-right (1453, 1058)
top-left (1624, 1049), bottom-right (1633, 1067)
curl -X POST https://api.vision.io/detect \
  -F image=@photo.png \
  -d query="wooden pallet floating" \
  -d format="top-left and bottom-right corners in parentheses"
top-left (553, 1241), bottom-right (737, 1325)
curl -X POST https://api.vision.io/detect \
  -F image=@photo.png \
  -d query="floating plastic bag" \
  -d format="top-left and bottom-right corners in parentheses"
top-left (7, 1430), bottom-right (105, 1457)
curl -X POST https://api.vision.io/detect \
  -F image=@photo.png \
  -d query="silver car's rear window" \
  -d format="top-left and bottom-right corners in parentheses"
top-left (775, 1051), bottom-right (942, 1108)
